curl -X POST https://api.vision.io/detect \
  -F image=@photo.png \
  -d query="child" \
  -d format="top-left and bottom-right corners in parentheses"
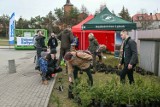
top-left (39, 52), bottom-right (49, 85)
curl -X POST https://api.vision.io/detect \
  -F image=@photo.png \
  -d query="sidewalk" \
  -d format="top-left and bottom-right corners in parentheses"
top-left (0, 49), bottom-right (57, 107)
top-left (0, 46), bottom-right (14, 49)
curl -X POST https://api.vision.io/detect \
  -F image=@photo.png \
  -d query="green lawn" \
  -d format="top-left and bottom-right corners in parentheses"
top-left (48, 54), bottom-right (160, 107)
top-left (48, 54), bottom-right (116, 107)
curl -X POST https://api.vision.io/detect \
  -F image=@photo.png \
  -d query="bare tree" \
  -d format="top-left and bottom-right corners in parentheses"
top-left (81, 5), bottom-right (89, 14)
top-left (100, 4), bottom-right (106, 12)
top-left (112, 10), bottom-right (116, 16)
top-left (137, 9), bottom-right (153, 30)
top-left (0, 14), bottom-right (9, 37)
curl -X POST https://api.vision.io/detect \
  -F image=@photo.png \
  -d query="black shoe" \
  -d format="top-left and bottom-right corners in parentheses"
top-left (79, 70), bottom-right (83, 74)
top-left (35, 66), bottom-right (40, 70)
top-left (46, 77), bottom-right (51, 80)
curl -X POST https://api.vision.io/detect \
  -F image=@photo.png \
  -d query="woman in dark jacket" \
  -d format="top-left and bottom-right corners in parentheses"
top-left (88, 33), bottom-right (99, 72)
top-left (47, 33), bottom-right (58, 51)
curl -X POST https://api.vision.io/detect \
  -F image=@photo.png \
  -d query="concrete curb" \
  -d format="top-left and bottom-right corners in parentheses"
top-left (44, 74), bottom-right (58, 107)
top-left (0, 46), bottom-right (14, 49)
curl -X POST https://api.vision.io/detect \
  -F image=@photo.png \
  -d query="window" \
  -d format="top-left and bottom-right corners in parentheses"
top-left (138, 16), bottom-right (143, 20)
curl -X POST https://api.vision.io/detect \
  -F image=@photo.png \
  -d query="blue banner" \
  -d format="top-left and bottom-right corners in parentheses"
top-left (115, 31), bottom-right (123, 58)
top-left (9, 12), bottom-right (15, 44)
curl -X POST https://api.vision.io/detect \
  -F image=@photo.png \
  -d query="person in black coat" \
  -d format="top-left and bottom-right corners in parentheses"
top-left (35, 30), bottom-right (46, 70)
top-left (118, 30), bottom-right (138, 84)
top-left (46, 49), bottom-right (62, 79)
top-left (47, 33), bottom-right (58, 51)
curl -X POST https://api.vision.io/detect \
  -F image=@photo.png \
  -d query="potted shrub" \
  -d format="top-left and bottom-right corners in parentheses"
top-left (125, 84), bottom-right (137, 107)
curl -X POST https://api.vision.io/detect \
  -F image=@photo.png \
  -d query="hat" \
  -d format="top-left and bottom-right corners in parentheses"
top-left (71, 42), bottom-right (76, 46)
top-left (50, 49), bottom-right (57, 54)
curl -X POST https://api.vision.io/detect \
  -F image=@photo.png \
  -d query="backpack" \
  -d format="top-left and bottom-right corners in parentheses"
top-left (75, 50), bottom-right (93, 61)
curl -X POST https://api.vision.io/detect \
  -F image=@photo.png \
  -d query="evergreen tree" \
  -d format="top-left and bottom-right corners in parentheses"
top-left (119, 6), bottom-right (131, 21)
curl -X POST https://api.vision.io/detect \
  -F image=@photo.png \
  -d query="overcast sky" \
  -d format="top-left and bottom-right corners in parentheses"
top-left (0, 0), bottom-right (159, 20)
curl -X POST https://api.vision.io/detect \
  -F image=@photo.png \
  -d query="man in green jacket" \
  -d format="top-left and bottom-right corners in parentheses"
top-left (57, 26), bottom-right (74, 66)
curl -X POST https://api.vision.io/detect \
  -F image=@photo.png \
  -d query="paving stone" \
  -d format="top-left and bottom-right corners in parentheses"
top-left (0, 49), bottom-right (58, 107)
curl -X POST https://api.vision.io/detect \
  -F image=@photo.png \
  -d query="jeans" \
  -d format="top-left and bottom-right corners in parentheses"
top-left (36, 48), bottom-right (42, 67)
top-left (42, 72), bottom-right (47, 81)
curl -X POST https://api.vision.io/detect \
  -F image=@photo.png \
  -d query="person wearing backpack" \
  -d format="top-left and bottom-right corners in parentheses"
top-left (64, 50), bottom-right (93, 86)
top-left (47, 32), bottom-right (58, 52)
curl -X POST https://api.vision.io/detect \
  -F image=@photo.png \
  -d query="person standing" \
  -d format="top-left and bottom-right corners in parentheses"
top-left (47, 32), bottom-right (58, 52)
top-left (88, 33), bottom-right (99, 72)
top-left (118, 30), bottom-right (138, 84)
top-left (57, 26), bottom-right (74, 66)
top-left (35, 30), bottom-right (46, 70)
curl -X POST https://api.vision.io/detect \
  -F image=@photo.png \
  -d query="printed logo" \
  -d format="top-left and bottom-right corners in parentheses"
top-left (101, 14), bottom-right (115, 22)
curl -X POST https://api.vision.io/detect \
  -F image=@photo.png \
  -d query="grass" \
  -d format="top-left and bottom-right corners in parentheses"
top-left (48, 72), bottom-right (79, 107)
top-left (48, 54), bottom-right (119, 107)
top-left (48, 54), bottom-right (160, 107)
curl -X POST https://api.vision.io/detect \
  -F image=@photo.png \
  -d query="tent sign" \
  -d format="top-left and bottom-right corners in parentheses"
top-left (95, 25), bottom-right (125, 29)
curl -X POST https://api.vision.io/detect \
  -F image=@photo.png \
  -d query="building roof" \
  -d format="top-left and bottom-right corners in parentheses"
top-left (132, 13), bottom-right (160, 21)
top-left (156, 13), bottom-right (160, 20)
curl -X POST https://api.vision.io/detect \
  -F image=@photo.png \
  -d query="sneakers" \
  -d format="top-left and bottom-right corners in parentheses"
top-left (46, 77), bottom-right (51, 80)
top-left (51, 73), bottom-right (56, 77)
top-left (42, 80), bottom-right (48, 85)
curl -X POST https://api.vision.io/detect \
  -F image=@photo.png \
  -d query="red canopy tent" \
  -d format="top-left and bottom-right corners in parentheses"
top-left (72, 15), bottom-right (94, 32)
top-left (72, 15), bottom-right (115, 52)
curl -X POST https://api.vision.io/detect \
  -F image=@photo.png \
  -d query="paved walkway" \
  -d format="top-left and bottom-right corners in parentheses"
top-left (0, 46), bottom-right (14, 49)
top-left (0, 47), bottom-right (57, 107)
